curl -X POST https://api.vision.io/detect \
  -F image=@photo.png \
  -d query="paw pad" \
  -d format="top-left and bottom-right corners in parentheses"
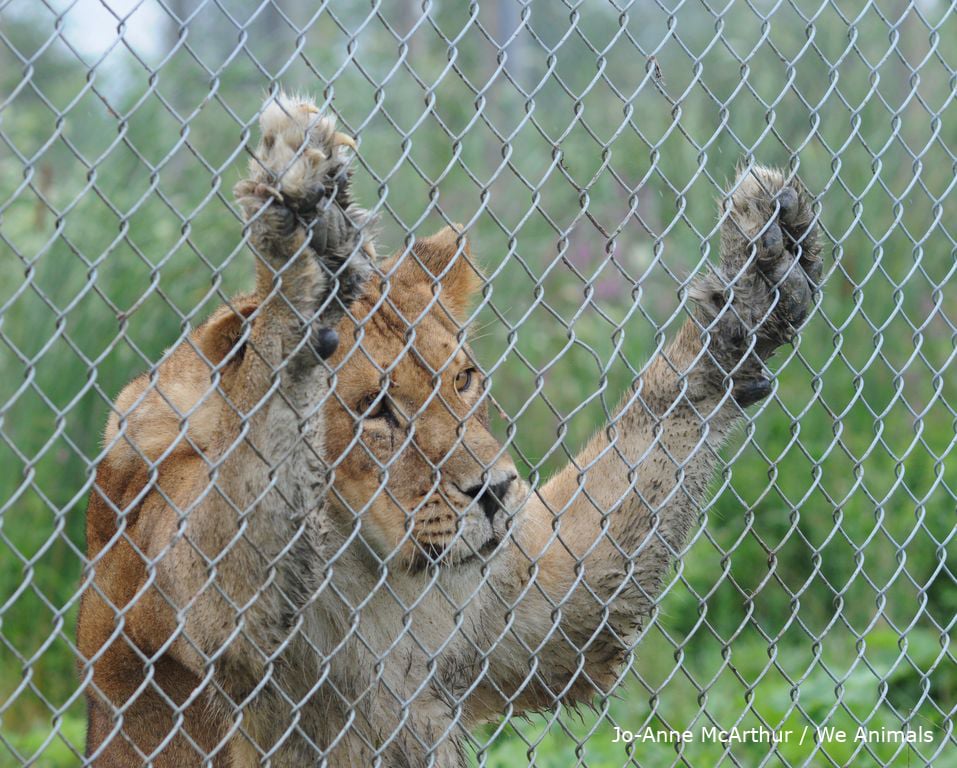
top-left (233, 89), bottom-right (375, 322)
top-left (691, 164), bottom-right (823, 402)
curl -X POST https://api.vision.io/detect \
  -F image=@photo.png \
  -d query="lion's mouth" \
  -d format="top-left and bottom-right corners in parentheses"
top-left (409, 535), bottom-right (501, 574)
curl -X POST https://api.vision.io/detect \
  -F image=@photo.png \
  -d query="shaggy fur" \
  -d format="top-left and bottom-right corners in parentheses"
top-left (77, 93), bottom-right (822, 766)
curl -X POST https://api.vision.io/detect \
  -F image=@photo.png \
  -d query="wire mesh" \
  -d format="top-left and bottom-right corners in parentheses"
top-left (1, 0), bottom-right (955, 766)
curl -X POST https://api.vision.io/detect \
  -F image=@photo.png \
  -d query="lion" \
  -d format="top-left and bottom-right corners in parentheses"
top-left (77, 92), bottom-right (822, 766)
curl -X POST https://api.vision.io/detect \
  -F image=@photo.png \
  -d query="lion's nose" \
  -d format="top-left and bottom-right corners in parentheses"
top-left (463, 473), bottom-right (517, 523)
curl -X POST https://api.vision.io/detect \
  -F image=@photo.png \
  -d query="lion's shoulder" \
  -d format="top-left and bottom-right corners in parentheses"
top-left (89, 294), bottom-right (260, 551)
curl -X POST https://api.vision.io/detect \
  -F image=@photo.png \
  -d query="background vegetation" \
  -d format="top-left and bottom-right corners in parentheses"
top-left (1, 0), bottom-right (954, 765)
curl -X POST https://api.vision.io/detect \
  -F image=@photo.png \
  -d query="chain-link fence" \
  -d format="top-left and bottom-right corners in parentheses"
top-left (2, 0), bottom-right (955, 766)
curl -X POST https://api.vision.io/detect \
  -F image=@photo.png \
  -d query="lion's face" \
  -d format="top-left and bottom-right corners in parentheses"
top-left (324, 227), bottom-right (521, 571)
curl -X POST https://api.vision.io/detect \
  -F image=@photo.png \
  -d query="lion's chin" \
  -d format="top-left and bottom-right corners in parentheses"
top-left (407, 535), bottom-right (501, 574)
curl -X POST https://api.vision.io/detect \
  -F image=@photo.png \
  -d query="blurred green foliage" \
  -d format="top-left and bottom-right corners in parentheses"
top-left (0, 0), bottom-right (954, 765)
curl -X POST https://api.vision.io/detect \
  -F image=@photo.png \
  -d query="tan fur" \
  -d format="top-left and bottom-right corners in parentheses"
top-left (78, 96), bottom-right (822, 766)
top-left (322, 227), bottom-right (516, 573)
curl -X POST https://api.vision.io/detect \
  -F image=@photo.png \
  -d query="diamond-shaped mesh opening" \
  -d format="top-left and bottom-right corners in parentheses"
top-left (1, 1), bottom-right (954, 766)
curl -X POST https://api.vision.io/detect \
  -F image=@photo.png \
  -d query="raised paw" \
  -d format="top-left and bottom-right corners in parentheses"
top-left (235, 94), bottom-right (356, 216)
top-left (690, 164), bottom-right (822, 405)
top-left (233, 91), bottom-right (374, 321)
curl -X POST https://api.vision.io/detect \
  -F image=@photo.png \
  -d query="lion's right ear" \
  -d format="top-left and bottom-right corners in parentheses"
top-left (386, 225), bottom-right (483, 322)
top-left (194, 295), bottom-right (259, 366)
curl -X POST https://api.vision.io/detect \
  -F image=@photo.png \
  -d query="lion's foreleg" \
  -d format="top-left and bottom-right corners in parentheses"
top-left (153, 98), bottom-right (372, 748)
top-left (487, 166), bottom-right (821, 710)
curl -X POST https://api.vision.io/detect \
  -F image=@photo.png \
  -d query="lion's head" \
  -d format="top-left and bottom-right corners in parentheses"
top-left (324, 226), bottom-right (522, 571)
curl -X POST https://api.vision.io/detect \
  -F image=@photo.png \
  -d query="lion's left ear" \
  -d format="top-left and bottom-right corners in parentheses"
top-left (388, 225), bottom-right (483, 322)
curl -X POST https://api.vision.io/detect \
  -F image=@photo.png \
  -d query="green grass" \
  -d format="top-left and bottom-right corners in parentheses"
top-left (0, 713), bottom-right (85, 768)
top-left (478, 628), bottom-right (957, 767)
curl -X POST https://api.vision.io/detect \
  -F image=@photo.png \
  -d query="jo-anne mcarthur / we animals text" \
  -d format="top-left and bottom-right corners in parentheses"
top-left (611, 724), bottom-right (936, 745)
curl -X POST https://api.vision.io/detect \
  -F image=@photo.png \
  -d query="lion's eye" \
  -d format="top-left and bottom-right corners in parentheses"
top-left (455, 367), bottom-right (477, 393)
top-left (357, 392), bottom-right (386, 419)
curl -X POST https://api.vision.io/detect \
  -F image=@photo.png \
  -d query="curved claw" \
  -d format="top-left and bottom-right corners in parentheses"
top-left (333, 132), bottom-right (357, 151)
top-left (255, 183), bottom-right (284, 203)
